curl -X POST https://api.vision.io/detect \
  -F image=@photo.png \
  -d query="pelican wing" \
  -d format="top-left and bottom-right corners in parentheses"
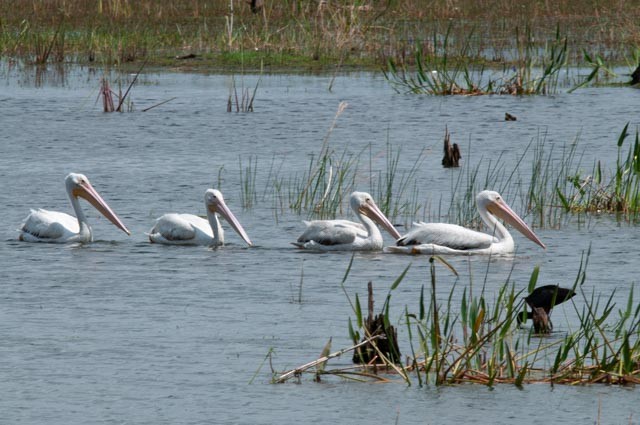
top-left (20, 209), bottom-right (78, 241)
top-left (148, 213), bottom-right (209, 243)
top-left (396, 222), bottom-right (496, 250)
top-left (296, 220), bottom-right (361, 246)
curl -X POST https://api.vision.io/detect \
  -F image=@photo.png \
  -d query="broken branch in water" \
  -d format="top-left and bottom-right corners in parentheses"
top-left (274, 335), bottom-right (382, 383)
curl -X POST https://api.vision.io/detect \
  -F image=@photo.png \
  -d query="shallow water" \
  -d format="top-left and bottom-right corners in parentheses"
top-left (1, 65), bottom-right (639, 424)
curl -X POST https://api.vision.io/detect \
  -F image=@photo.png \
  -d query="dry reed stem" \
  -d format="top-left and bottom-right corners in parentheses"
top-left (275, 335), bottom-right (382, 383)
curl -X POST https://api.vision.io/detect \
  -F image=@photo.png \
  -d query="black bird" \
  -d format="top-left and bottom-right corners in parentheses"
top-left (517, 284), bottom-right (576, 330)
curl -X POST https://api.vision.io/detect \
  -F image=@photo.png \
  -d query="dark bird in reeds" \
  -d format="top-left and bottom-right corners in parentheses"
top-left (518, 285), bottom-right (576, 332)
top-left (249, 0), bottom-right (263, 13)
top-left (630, 63), bottom-right (640, 85)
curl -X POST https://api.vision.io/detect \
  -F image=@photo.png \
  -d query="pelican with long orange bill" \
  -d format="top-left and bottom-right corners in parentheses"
top-left (386, 190), bottom-right (545, 255)
top-left (148, 189), bottom-right (252, 246)
top-left (293, 191), bottom-right (401, 251)
top-left (19, 173), bottom-right (130, 243)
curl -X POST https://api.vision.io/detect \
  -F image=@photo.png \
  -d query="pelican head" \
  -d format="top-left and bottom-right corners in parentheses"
top-left (477, 190), bottom-right (545, 249)
top-left (205, 189), bottom-right (252, 246)
top-left (66, 173), bottom-right (130, 235)
top-left (351, 192), bottom-right (401, 240)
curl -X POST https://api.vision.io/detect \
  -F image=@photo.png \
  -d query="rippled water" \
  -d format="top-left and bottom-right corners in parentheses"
top-left (1, 65), bottom-right (639, 424)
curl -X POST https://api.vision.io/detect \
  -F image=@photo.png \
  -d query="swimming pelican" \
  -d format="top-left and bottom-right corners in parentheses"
top-left (148, 189), bottom-right (252, 246)
top-left (292, 191), bottom-right (401, 251)
top-left (19, 173), bottom-right (130, 243)
top-left (386, 190), bottom-right (545, 255)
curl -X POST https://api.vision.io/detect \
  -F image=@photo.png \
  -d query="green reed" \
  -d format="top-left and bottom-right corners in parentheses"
top-left (227, 73), bottom-right (261, 113)
top-left (238, 155), bottom-right (258, 208)
top-left (288, 102), bottom-right (360, 218)
top-left (4, 0), bottom-right (640, 73)
top-left (277, 247), bottom-right (640, 386)
top-left (556, 124), bottom-right (640, 219)
top-left (384, 24), bottom-right (568, 96)
top-left (435, 124), bottom-right (640, 231)
top-left (373, 139), bottom-right (425, 221)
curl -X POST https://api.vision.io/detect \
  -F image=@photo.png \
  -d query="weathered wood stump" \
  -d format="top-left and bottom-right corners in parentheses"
top-left (352, 282), bottom-right (401, 364)
top-left (442, 128), bottom-right (461, 168)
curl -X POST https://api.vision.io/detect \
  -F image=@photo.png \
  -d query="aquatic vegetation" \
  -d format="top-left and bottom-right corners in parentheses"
top-left (98, 61), bottom-right (144, 112)
top-left (384, 26), bottom-right (569, 96)
top-left (238, 155), bottom-right (258, 209)
top-left (435, 123), bottom-right (640, 231)
top-left (373, 140), bottom-right (425, 222)
top-left (277, 250), bottom-right (640, 386)
top-left (227, 74), bottom-right (260, 113)
top-left (288, 101), bottom-right (357, 218)
top-left (556, 124), bottom-right (640, 218)
top-left (3, 1), bottom-right (640, 72)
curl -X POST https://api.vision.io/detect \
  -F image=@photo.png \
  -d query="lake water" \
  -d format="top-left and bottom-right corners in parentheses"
top-left (1, 64), bottom-right (639, 424)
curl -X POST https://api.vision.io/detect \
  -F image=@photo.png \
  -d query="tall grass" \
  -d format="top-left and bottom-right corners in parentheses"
top-left (227, 73), bottom-right (260, 113)
top-left (288, 102), bottom-right (358, 218)
top-left (233, 120), bottom-right (640, 229)
top-left (373, 140), bottom-right (425, 221)
top-left (555, 124), bottom-right (640, 219)
top-left (429, 123), bottom-right (640, 232)
top-left (3, 1), bottom-right (640, 71)
top-left (384, 25), bottom-right (569, 96)
top-left (239, 155), bottom-right (258, 208)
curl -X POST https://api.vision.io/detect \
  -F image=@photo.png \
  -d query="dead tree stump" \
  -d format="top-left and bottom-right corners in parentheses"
top-left (352, 282), bottom-right (401, 364)
top-left (442, 128), bottom-right (461, 168)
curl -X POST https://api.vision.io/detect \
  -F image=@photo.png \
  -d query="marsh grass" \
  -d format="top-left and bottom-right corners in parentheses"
top-left (277, 250), bottom-right (640, 386)
top-left (227, 73), bottom-right (260, 112)
top-left (288, 102), bottom-right (358, 218)
top-left (239, 155), bottom-right (258, 208)
top-left (430, 123), bottom-right (640, 233)
top-left (556, 124), bottom-right (640, 219)
top-left (98, 75), bottom-right (136, 112)
top-left (384, 25), bottom-right (569, 95)
top-left (239, 120), bottom-right (640, 231)
top-left (4, 1), bottom-right (640, 72)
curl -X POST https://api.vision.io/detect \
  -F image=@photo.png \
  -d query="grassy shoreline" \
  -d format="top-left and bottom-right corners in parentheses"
top-left (2, 0), bottom-right (639, 73)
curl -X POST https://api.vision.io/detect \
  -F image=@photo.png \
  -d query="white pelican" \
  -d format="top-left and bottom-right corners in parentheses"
top-left (386, 190), bottom-right (545, 255)
top-left (292, 191), bottom-right (401, 251)
top-left (19, 173), bottom-right (130, 243)
top-left (148, 189), bottom-right (252, 246)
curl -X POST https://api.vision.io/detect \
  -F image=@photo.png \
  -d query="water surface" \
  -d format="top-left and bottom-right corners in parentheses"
top-left (1, 65), bottom-right (639, 424)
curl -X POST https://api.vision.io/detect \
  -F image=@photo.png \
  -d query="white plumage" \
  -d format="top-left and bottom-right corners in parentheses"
top-left (293, 192), bottom-right (401, 251)
top-left (386, 190), bottom-right (545, 255)
top-left (148, 189), bottom-right (252, 246)
top-left (19, 173), bottom-right (130, 243)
